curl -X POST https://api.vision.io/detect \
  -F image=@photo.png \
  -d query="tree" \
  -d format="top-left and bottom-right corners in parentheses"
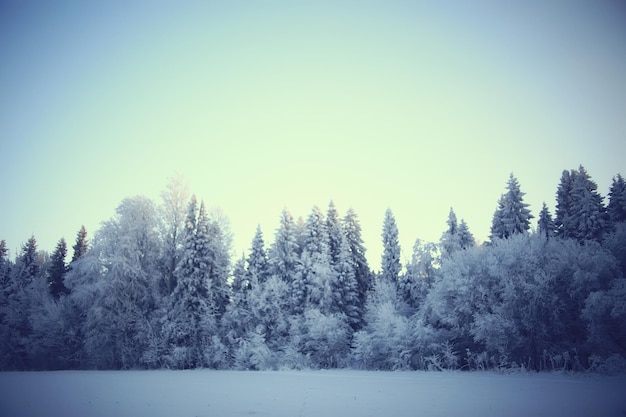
top-left (82, 196), bottom-right (162, 369)
top-left (343, 208), bottom-right (371, 319)
top-left (326, 201), bottom-right (343, 267)
top-left (48, 238), bottom-right (68, 298)
top-left (555, 169), bottom-right (575, 239)
top-left (331, 234), bottom-right (361, 329)
top-left (163, 197), bottom-right (217, 368)
top-left (247, 225), bottom-right (269, 288)
top-left (568, 166), bottom-right (606, 243)
top-left (457, 219), bottom-right (475, 250)
top-left (400, 239), bottom-right (439, 309)
top-left (440, 208), bottom-right (465, 257)
top-left (537, 202), bottom-right (556, 240)
top-left (607, 174), bottom-right (626, 224)
top-left (440, 208), bottom-right (459, 257)
top-left (269, 209), bottom-right (300, 284)
top-left (71, 226), bottom-right (89, 264)
top-left (0, 240), bottom-right (10, 290)
top-left (16, 236), bottom-right (41, 284)
top-left (490, 174), bottom-right (533, 241)
top-left (381, 208), bottom-right (401, 283)
top-left (159, 175), bottom-right (190, 295)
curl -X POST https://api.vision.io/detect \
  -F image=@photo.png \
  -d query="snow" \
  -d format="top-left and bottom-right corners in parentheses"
top-left (1, 370), bottom-right (625, 417)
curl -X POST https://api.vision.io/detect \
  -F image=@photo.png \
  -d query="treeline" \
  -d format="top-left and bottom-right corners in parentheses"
top-left (0, 167), bottom-right (625, 372)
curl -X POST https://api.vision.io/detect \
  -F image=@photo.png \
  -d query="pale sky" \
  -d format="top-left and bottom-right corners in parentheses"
top-left (1, 1), bottom-right (625, 269)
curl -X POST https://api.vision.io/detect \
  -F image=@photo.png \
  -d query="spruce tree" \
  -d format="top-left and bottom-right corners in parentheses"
top-left (48, 238), bottom-right (68, 298)
top-left (332, 234), bottom-right (361, 329)
top-left (343, 208), bottom-right (371, 318)
top-left (457, 219), bottom-right (475, 249)
top-left (246, 225), bottom-right (269, 287)
top-left (608, 174), bottom-right (626, 224)
top-left (555, 169), bottom-right (575, 239)
top-left (440, 208), bottom-right (461, 257)
top-left (0, 240), bottom-right (10, 288)
top-left (568, 166), bottom-right (606, 243)
top-left (17, 236), bottom-right (40, 283)
top-left (537, 202), bottom-right (556, 240)
top-left (165, 197), bottom-right (217, 368)
top-left (490, 174), bottom-right (533, 240)
top-left (299, 206), bottom-right (334, 312)
top-left (489, 195), bottom-right (507, 241)
top-left (326, 201), bottom-right (343, 267)
top-left (269, 209), bottom-right (300, 283)
top-left (71, 226), bottom-right (88, 264)
top-left (381, 208), bottom-right (401, 283)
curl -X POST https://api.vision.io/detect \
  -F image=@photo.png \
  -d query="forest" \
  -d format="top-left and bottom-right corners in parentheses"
top-left (1, 166), bottom-right (625, 372)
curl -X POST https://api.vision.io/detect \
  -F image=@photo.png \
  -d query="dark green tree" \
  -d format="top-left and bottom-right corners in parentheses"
top-left (608, 174), bottom-right (626, 224)
top-left (48, 238), bottom-right (68, 298)
top-left (70, 226), bottom-right (88, 264)
top-left (381, 208), bottom-right (401, 283)
top-left (490, 174), bottom-right (533, 241)
top-left (537, 202), bottom-right (556, 240)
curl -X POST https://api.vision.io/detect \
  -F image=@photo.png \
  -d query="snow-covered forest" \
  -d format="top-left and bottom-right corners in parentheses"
top-left (1, 166), bottom-right (625, 372)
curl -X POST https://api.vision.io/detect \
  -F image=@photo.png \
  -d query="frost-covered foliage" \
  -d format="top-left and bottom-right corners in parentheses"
top-left (2, 169), bottom-right (625, 372)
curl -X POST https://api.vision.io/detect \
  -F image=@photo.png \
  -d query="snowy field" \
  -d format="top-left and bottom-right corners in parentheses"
top-left (1, 370), bottom-right (625, 417)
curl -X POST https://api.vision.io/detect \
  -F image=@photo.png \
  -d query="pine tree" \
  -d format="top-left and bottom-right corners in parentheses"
top-left (332, 234), bottom-right (361, 329)
top-left (164, 198), bottom-right (217, 368)
top-left (489, 195), bottom-right (507, 241)
top-left (0, 240), bottom-right (10, 289)
top-left (326, 201), bottom-right (343, 267)
top-left (555, 169), bottom-right (575, 239)
top-left (440, 208), bottom-right (461, 257)
top-left (568, 166), bottom-right (606, 243)
top-left (537, 202), bottom-right (556, 240)
top-left (342, 208), bottom-right (371, 319)
top-left (490, 174), bottom-right (533, 241)
top-left (299, 206), bottom-right (334, 312)
top-left (159, 175), bottom-right (190, 295)
top-left (71, 226), bottom-right (88, 264)
top-left (381, 209), bottom-right (401, 283)
top-left (608, 174), bottom-right (626, 224)
top-left (48, 238), bottom-right (68, 298)
top-left (246, 225), bottom-right (269, 287)
top-left (269, 209), bottom-right (300, 284)
top-left (457, 219), bottom-right (475, 249)
top-left (17, 236), bottom-right (40, 283)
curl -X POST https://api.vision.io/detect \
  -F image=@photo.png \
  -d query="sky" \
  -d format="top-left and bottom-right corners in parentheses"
top-left (1, 1), bottom-right (625, 269)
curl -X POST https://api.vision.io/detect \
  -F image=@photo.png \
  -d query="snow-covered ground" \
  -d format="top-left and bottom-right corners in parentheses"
top-left (1, 370), bottom-right (625, 417)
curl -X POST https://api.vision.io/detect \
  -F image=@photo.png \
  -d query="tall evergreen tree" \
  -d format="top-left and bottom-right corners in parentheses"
top-left (48, 238), bottom-right (68, 298)
top-left (343, 208), bottom-right (371, 319)
top-left (331, 234), bottom-right (361, 329)
top-left (490, 174), bottom-right (533, 241)
top-left (17, 236), bottom-right (40, 284)
top-left (381, 209), bottom-right (401, 283)
top-left (164, 198), bottom-right (218, 368)
top-left (0, 240), bottom-right (10, 289)
top-left (159, 175), bottom-right (190, 295)
top-left (568, 166), bottom-right (606, 243)
top-left (555, 169), bottom-right (574, 238)
top-left (71, 226), bottom-right (88, 264)
top-left (537, 202), bottom-right (556, 240)
top-left (269, 209), bottom-right (300, 283)
top-left (457, 219), bottom-right (475, 249)
top-left (246, 225), bottom-right (269, 287)
top-left (440, 208), bottom-right (460, 257)
top-left (298, 206), bottom-right (334, 312)
top-left (326, 201), bottom-right (343, 267)
top-left (608, 174), bottom-right (626, 224)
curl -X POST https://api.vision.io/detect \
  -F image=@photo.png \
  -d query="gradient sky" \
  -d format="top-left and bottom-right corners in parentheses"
top-left (1, 1), bottom-right (625, 269)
